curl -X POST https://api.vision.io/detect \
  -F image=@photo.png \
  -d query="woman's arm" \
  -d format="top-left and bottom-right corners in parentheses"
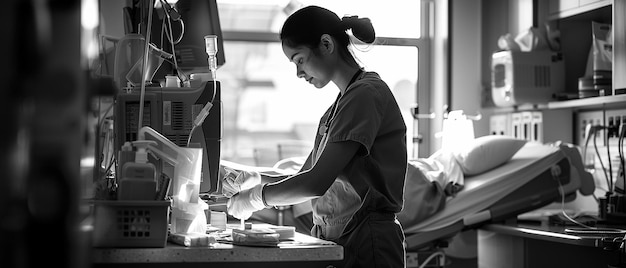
top-left (260, 151), bottom-right (313, 183)
top-left (262, 140), bottom-right (360, 206)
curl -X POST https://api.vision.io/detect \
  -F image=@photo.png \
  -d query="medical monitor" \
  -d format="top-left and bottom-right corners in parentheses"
top-left (152, 0), bottom-right (226, 75)
top-left (114, 82), bottom-right (222, 195)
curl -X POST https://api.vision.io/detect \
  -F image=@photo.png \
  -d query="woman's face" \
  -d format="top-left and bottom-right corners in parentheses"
top-left (282, 42), bottom-right (333, 89)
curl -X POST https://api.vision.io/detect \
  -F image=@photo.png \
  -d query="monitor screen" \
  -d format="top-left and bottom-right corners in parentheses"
top-left (152, 0), bottom-right (226, 76)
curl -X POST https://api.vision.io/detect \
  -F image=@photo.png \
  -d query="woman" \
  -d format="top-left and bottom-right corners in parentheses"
top-left (228, 6), bottom-right (408, 267)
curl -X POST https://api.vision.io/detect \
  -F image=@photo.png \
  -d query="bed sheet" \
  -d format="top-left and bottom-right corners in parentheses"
top-left (402, 143), bottom-right (573, 234)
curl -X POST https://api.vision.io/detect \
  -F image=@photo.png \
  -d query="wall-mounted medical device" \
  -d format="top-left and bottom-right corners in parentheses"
top-left (114, 82), bottom-right (221, 195)
top-left (491, 51), bottom-right (564, 107)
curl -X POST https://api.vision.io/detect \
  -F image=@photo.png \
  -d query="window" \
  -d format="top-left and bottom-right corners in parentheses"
top-left (216, 0), bottom-right (427, 165)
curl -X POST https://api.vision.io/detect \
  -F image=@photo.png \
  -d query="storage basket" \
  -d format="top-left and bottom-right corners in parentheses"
top-left (92, 200), bottom-right (170, 248)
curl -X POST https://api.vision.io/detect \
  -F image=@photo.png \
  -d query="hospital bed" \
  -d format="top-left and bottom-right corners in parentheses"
top-left (220, 138), bottom-right (595, 253)
top-left (399, 142), bottom-right (595, 251)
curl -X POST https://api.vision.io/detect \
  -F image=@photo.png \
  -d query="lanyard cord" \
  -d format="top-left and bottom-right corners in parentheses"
top-left (323, 69), bottom-right (364, 130)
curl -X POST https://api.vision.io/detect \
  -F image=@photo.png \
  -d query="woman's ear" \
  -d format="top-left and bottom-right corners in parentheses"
top-left (319, 34), bottom-right (335, 55)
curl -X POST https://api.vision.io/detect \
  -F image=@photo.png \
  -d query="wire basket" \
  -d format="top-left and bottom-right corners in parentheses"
top-left (92, 200), bottom-right (170, 248)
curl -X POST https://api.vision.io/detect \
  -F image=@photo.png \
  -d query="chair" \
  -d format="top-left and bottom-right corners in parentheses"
top-left (253, 146), bottom-right (280, 167)
top-left (277, 140), bottom-right (312, 160)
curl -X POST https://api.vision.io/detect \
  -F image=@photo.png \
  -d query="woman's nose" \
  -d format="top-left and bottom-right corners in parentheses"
top-left (296, 67), bottom-right (305, 78)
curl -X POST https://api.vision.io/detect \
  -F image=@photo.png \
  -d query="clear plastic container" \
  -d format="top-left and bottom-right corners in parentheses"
top-left (118, 161), bottom-right (157, 200)
top-left (118, 140), bottom-right (158, 200)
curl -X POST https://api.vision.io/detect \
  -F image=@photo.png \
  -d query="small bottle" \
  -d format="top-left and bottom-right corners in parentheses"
top-left (118, 140), bottom-right (158, 200)
top-left (117, 141), bottom-right (135, 180)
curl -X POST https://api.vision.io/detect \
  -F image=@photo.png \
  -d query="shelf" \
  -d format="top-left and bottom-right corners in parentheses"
top-left (548, 0), bottom-right (612, 20)
top-left (484, 94), bottom-right (626, 113)
top-left (484, 103), bottom-right (549, 113)
top-left (547, 94), bottom-right (626, 110)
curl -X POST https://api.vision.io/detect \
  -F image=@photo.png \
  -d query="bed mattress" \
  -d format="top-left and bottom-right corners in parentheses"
top-left (403, 144), bottom-right (580, 250)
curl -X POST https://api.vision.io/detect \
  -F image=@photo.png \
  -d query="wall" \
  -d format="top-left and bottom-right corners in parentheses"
top-left (450, 0), bottom-right (488, 136)
top-left (428, 0), bottom-right (450, 154)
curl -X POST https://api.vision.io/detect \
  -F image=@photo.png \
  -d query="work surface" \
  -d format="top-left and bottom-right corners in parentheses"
top-left (482, 220), bottom-right (626, 248)
top-left (92, 225), bottom-right (343, 268)
top-left (478, 220), bottom-right (626, 268)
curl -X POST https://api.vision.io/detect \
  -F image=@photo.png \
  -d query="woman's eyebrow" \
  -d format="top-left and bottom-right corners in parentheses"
top-left (289, 52), bottom-right (299, 62)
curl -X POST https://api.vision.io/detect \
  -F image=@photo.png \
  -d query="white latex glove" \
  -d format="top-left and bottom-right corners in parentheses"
top-left (221, 168), bottom-right (261, 198)
top-left (227, 183), bottom-right (267, 220)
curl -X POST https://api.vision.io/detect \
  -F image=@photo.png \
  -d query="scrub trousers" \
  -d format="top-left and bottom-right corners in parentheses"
top-left (331, 211), bottom-right (406, 268)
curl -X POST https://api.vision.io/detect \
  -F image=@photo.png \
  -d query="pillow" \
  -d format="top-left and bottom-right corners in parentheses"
top-left (453, 135), bottom-right (527, 176)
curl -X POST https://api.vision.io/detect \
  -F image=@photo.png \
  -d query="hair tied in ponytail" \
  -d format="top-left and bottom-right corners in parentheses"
top-left (341, 15), bottom-right (358, 25)
top-left (341, 15), bottom-right (375, 44)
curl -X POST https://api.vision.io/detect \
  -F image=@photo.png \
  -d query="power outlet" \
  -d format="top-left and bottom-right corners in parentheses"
top-left (576, 109), bottom-right (626, 146)
top-left (576, 110), bottom-right (604, 146)
top-left (576, 108), bottom-right (626, 191)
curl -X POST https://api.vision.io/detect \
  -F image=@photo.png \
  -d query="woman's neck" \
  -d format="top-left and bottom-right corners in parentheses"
top-left (335, 63), bottom-right (362, 95)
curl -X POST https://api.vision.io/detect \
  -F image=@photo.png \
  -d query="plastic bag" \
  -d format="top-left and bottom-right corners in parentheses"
top-left (497, 27), bottom-right (553, 52)
top-left (170, 147), bottom-right (208, 234)
top-left (592, 21), bottom-right (613, 72)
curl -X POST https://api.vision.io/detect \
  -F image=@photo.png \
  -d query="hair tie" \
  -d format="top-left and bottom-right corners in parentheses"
top-left (340, 15), bottom-right (359, 30)
top-left (340, 15), bottom-right (375, 44)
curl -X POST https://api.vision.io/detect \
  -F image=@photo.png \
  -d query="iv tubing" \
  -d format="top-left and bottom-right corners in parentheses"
top-left (138, 0), bottom-right (155, 136)
top-left (187, 78), bottom-right (217, 147)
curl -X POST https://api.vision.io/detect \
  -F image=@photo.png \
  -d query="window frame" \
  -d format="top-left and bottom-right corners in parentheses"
top-left (221, 2), bottom-right (432, 159)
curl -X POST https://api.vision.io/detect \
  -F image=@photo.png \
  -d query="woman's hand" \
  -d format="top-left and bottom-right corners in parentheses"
top-left (221, 168), bottom-right (261, 198)
top-left (227, 183), bottom-right (266, 220)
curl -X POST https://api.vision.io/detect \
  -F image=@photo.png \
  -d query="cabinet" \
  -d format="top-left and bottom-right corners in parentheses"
top-left (544, 0), bottom-right (625, 108)
top-left (482, 0), bottom-right (625, 145)
top-left (548, 0), bottom-right (611, 18)
top-left (483, 0), bottom-right (624, 110)
top-left (478, 222), bottom-right (624, 268)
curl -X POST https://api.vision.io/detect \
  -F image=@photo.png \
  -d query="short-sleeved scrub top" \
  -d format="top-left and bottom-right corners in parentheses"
top-left (309, 71), bottom-right (408, 267)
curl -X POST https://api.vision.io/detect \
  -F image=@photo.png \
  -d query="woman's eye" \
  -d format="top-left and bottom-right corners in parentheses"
top-left (297, 58), bottom-right (303, 65)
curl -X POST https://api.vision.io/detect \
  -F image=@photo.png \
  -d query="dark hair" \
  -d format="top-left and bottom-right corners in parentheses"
top-left (280, 6), bottom-right (375, 59)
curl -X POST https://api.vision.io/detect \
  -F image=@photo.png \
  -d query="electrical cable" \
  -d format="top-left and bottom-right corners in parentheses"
top-left (555, 173), bottom-right (595, 229)
top-left (156, 0), bottom-right (187, 84)
top-left (159, 3), bottom-right (184, 45)
top-left (166, 15), bottom-right (187, 83)
top-left (593, 128), bottom-right (612, 192)
top-left (616, 124), bottom-right (626, 194)
top-left (619, 125), bottom-right (623, 165)
top-left (583, 123), bottom-right (593, 168)
top-left (418, 250), bottom-right (446, 268)
top-left (607, 124), bottom-right (614, 191)
top-left (621, 233), bottom-right (626, 266)
top-left (104, 154), bottom-right (116, 179)
top-left (162, 18), bottom-right (184, 44)
top-left (582, 124), bottom-right (601, 202)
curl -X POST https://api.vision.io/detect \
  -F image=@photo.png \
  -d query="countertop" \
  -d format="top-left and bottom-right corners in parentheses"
top-left (92, 225), bottom-right (343, 266)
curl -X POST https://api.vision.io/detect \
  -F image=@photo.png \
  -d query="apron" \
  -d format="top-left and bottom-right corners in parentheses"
top-left (310, 129), bottom-right (405, 268)
top-left (309, 70), bottom-right (406, 267)
top-left (310, 69), bottom-right (364, 241)
top-left (310, 127), bottom-right (363, 240)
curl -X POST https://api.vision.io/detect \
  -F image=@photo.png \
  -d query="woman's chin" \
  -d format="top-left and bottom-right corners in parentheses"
top-left (313, 80), bottom-right (329, 89)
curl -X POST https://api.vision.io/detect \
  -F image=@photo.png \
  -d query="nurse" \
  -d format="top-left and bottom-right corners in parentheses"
top-left (228, 5), bottom-right (408, 267)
